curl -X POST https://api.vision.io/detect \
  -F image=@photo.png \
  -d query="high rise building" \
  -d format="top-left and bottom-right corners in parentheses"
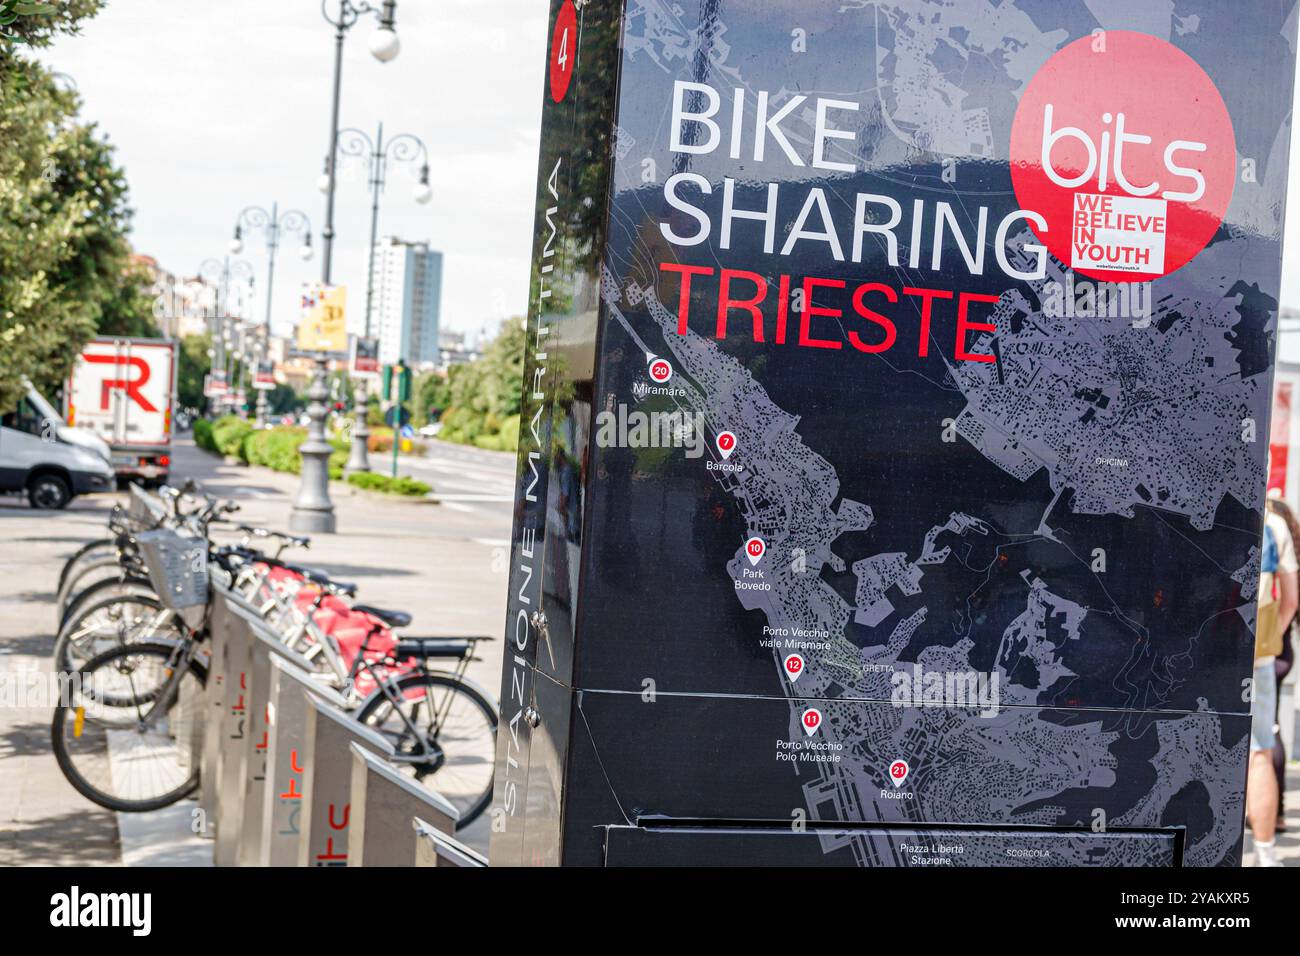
top-left (363, 237), bottom-right (443, 367)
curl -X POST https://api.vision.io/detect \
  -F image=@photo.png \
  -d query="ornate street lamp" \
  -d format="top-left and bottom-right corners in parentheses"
top-left (198, 257), bottom-right (255, 416)
top-left (228, 204), bottom-right (313, 427)
top-left (297, 0), bottom-right (402, 534)
top-left (327, 122), bottom-right (431, 475)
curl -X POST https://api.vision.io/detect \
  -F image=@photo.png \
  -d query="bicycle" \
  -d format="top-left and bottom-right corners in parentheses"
top-left (51, 484), bottom-right (500, 828)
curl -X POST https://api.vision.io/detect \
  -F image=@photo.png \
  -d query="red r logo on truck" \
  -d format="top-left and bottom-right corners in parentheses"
top-left (83, 353), bottom-right (158, 413)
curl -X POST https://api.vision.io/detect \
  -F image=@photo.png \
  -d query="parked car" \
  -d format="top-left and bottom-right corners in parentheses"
top-left (0, 383), bottom-right (115, 509)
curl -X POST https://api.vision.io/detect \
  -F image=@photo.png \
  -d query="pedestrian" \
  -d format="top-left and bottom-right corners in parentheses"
top-left (1267, 494), bottom-right (1300, 831)
top-left (1249, 493), bottom-right (1298, 865)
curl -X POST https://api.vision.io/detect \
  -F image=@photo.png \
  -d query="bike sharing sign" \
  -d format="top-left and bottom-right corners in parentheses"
top-left (491, 0), bottom-right (1298, 868)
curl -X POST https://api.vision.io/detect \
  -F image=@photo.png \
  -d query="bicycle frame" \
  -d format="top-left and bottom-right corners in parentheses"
top-left (345, 626), bottom-right (478, 766)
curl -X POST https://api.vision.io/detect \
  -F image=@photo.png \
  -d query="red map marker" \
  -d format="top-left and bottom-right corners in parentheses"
top-left (716, 431), bottom-right (737, 459)
top-left (889, 759), bottom-right (910, 788)
top-left (783, 653), bottom-right (805, 683)
top-left (802, 707), bottom-right (822, 736)
top-left (744, 536), bottom-right (765, 566)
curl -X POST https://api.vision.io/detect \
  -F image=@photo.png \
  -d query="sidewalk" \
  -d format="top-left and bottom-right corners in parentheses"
top-left (0, 436), bottom-right (512, 864)
top-left (1243, 766), bottom-right (1300, 866)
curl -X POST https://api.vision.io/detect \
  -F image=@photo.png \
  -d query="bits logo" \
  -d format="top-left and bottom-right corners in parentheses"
top-left (1010, 31), bottom-right (1235, 282)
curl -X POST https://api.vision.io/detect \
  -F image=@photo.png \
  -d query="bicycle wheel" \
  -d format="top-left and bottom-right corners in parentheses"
top-left (356, 673), bottom-right (498, 829)
top-left (60, 574), bottom-right (156, 631)
top-left (58, 538), bottom-right (115, 593)
top-left (57, 556), bottom-right (125, 615)
top-left (52, 642), bottom-right (207, 812)
top-left (53, 594), bottom-right (176, 673)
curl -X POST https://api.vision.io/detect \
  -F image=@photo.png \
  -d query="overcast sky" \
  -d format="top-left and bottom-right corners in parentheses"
top-left (38, 0), bottom-right (547, 342)
top-left (35, 2), bottom-right (1300, 341)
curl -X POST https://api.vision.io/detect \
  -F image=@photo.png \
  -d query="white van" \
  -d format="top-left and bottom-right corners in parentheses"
top-left (0, 384), bottom-right (115, 509)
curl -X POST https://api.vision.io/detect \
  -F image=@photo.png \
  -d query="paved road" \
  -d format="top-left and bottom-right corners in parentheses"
top-left (0, 434), bottom-right (514, 864)
top-left (396, 439), bottom-right (516, 522)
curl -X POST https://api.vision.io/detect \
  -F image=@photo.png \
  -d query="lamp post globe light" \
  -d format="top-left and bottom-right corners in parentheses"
top-left (296, 0), bottom-right (401, 534)
top-left (332, 122), bottom-right (432, 476)
top-left (228, 204), bottom-right (313, 428)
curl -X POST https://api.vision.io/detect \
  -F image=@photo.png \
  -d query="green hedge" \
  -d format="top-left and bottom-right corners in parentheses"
top-left (212, 416), bottom-right (254, 457)
top-left (441, 409), bottom-right (521, 452)
top-left (195, 418), bottom-right (348, 480)
top-left (193, 418), bottom-right (215, 451)
top-left (345, 471), bottom-right (431, 497)
top-left (199, 419), bottom-right (429, 493)
top-left (241, 427), bottom-right (308, 474)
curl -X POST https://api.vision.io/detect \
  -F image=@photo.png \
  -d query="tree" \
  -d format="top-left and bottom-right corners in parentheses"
top-left (0, 0), bottom-right (100, 48)
top-left (414, 368), bottom-right (453, 426)
top-left (267, 383), bottom-right (301, 418)
top-left (177, 333), bottom-right (211, 411)
top-left (96, 259), bottom-right (161, 339)
top-left (0, 6), bottom-right (153, 411)
top-left (438, 317), bottom-right (526, 449)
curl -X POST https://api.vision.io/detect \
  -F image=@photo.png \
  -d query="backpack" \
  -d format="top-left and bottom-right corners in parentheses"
top-left (1257, 522), bottom-right (1283, 660)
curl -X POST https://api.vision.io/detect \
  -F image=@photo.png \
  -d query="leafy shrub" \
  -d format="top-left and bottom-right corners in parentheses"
top-left (241, 428), bottom-right (306, 473)
top-left (470, 414), bottom-right (521, 451)
top-left (193, 418), bottom-right (215, 452)
top-left (346, 471), bottom-right (431, 497)
top-left (212, 416), bottom-right (254, 458)
top-left (497, 414), bottom-right (521, 452)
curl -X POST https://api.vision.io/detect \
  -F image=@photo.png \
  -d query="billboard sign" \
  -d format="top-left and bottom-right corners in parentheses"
top-left (297, 284), bottom-right (347, 354)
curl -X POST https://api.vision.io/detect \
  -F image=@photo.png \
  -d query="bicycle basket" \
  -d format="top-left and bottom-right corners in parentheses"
top-left (135, 528), bottom-right (208, 627)
top-left (127, 484), bottom-right (168, 530)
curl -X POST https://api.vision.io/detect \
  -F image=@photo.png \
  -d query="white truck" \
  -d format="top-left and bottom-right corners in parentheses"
top-left (66, 337), bottom-right (178, 487)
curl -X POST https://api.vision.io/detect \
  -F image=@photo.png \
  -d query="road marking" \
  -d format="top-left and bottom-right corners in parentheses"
top-left (472, 538), bottom-right (511, 548)
top-left (432, 493), bottom-right (513, 502)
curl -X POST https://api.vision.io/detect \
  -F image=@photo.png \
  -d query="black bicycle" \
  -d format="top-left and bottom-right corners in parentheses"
top-left (345, 608), bottom-right (498, 829)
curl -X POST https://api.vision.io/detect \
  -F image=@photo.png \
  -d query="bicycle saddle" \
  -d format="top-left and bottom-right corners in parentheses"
top-left (353, 604), bottom-right (412, 629)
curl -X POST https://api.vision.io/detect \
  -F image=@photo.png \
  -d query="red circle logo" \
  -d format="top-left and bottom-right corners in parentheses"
top-left (549, 1), bottom-right (577, 103)
top-left (1009, 31), bottom-right (1235, 282)
top-left (648, 358), bottom-right (673, 383)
